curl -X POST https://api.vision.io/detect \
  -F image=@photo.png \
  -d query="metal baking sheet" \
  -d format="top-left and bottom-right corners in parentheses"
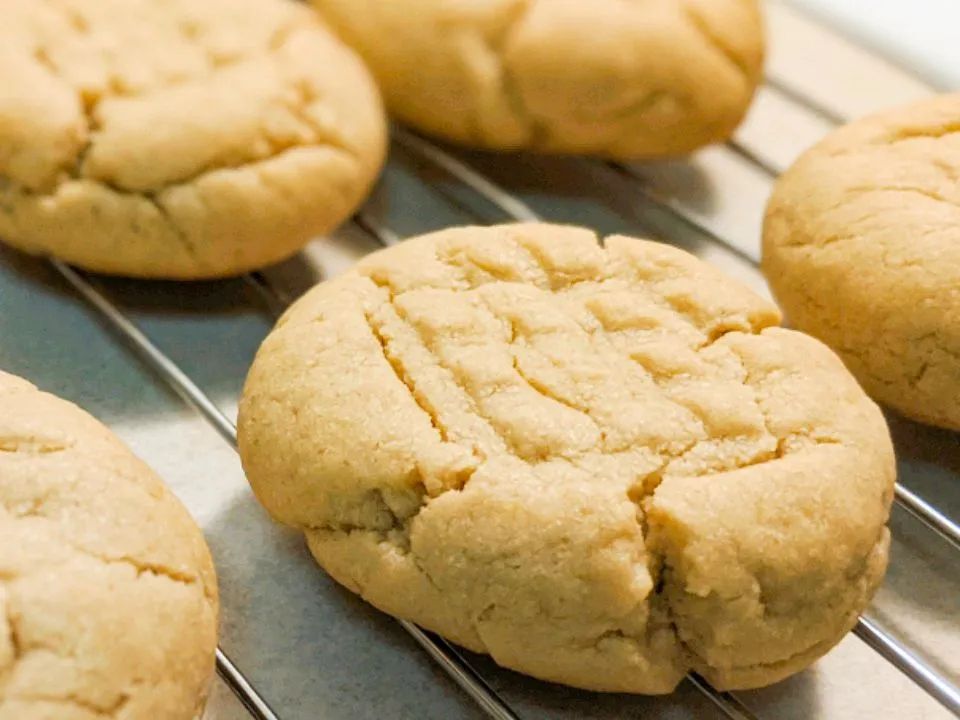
top-left (1, 2), bottom-right (957, 718)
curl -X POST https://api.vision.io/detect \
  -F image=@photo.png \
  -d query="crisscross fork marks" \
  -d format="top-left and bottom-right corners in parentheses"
top-left (361, 228), bottom-right (793, 472)
top-left (365, 281), bottom-right (520, 463)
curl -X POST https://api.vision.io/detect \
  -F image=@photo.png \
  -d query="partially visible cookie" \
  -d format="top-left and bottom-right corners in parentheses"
top-left (238, 223), bottom-right (894, 693)
top-left (763, 93), bottom-right (960, 431)
top-left (0, 370), bottom-right (218, 719)
top-left (311, 0), bottom-right (763, 158)
top-left (0, 0), bottom-right (386, 279)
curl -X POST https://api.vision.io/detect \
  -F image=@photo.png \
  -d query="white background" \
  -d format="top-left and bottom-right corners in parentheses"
top-left (790, 0), bottom-right (960, 89)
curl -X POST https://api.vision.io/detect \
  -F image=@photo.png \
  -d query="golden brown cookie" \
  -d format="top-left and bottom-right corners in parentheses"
top-left (0, 370), bottom-right (218, 719)
top-left (0, 0), bottom-right (386, 279)
top-left (238, 223), bottom-right (894, 693)
top-left (310, 0), bottom-right (763, 158)
top-left (763, 93), bottom-right (960, 431)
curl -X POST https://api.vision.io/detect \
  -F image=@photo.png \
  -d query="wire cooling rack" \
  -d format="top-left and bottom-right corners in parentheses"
top-left (1, 2), bottom-right (957, 719)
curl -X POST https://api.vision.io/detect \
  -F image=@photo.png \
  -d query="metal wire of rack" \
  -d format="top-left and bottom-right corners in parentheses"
top-left (8, 3), bottom-right (958, 719)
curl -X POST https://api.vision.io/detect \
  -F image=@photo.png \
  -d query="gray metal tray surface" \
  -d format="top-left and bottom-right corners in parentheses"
top-left (1, 2), bottom-right (957, 719)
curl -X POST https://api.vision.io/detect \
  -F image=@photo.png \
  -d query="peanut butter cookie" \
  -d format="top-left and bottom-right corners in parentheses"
top-left (0, 370), bottom-right (218, 719)
top-left (764, 93), bottom-right (960, 431)
top-left (239, 223), bottom-right (894, 692)
top-left (0, 0), bottom-right (386, 278)
top-left (311, 0), bottom-right (763, 158)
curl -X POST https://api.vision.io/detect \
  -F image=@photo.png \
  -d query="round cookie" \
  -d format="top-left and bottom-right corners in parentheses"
top-left (763, 94), bottom-right (960, 431)
top-left (238, 223), bottom-right (894, 693)
top-left (310, 0), bottom-right (763, 158)
top-left (0, 371), bottom-right (218, 719)
top-left (0, 0), bottom-right (386, 279)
